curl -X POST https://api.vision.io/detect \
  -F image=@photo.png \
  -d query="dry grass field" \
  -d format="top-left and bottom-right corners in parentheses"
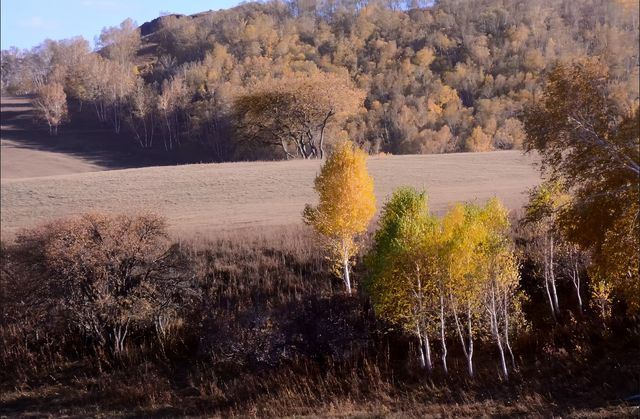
top-left (1, 96), bottom-right (541, 239)
top-left (1, 151), bottom-right (540, 239)
top-left (1, 97), bottom-right (111, 179)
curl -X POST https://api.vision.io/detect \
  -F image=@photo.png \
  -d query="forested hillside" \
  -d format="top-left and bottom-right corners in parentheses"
top-left (2, 0), bottom-right (638, 161)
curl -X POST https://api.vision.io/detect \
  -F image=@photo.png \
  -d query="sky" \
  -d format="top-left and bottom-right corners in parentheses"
top-left (1, 0), bottom-right (243, 50)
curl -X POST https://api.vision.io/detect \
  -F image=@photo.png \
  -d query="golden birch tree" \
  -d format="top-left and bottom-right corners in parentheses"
top-left (304, 141), bottom-right (376, 294)
top-left (32, 81), bottom-right (68, 135)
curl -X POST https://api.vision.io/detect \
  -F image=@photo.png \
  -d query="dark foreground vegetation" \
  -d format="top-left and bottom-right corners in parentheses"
top-left (1, 214), bottom-right (638, 417)
top-left (1, 0), bottom-right (638, 161)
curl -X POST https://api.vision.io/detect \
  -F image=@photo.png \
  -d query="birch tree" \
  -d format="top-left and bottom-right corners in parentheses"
top-left (158, 75), bottom-right (189, 150)
top-left (523, 182), bottom-right (567, 320)
top-left (127, 78), bottom-right (157, 148)
top-left (479, 198), bottom-right (520, 380)
top-left (32, 81), bottom-right (68, 135)
top-left (304, 141), bottom-right (376, 294)
top-left (523, 59), bottom-right (639, 315)
top-left (366, 187), bottom-right (441, 371)
top-left (442, 203), bottom-right (486, 377)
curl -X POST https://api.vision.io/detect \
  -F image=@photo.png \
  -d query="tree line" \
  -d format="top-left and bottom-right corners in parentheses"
top-left (1, 0), bottom-right (637, 160)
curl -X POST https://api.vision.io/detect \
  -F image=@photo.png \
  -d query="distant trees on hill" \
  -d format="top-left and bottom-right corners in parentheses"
top-left (1, 0), bottom-right (638, 159)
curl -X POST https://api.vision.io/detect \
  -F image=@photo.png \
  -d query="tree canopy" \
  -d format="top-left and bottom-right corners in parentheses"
top-left (524, 59), bottom-right (640, 315)
top-left (1, 0), bottom-right (637, 159)
top-left (304, 141), bottom-right (376, 294)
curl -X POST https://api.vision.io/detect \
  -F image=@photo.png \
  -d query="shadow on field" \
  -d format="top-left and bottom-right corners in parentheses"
top-left (1, 96), bottom-right (220, 171)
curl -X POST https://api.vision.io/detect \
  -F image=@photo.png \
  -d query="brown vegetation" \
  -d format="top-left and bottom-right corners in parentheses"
top-left (1, 216), bottom-right (638, 417)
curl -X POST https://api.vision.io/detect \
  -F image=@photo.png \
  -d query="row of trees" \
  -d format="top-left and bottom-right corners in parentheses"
top-left (367, 192), bottom-right (519, 379)
top-left (303, 142), bottom-right (520, 378)
top-left (367, 190), bottom-right (520, 379)
top-left (301, 60), bottom-right (638, 378)
top-left (1, 0), bottom-right (637, 159)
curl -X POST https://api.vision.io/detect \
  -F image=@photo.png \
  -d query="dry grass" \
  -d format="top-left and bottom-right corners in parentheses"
top-left (2, 222), bottom-right (638, 418)
top-left (1, 96), bottom-right (105, 179)
top-left (1, 151), bottom-right (540, 239)
top-left (1, 95), bottom-right (540, 239)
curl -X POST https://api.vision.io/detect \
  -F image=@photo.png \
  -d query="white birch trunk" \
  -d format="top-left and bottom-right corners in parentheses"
top-left (439, 292), bottom-right (448, 374)
top-left (343, 252), bottom-right (351, 295)
top-left (549, 235), bottom-right (560, 314)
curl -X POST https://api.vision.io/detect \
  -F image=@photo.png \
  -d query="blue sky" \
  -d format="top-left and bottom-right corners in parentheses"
top-left (1, 0), bottom-right (244, 50)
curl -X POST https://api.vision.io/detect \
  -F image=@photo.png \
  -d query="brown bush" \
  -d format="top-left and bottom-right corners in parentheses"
top-left (7, 212), bottom-right (197, 355)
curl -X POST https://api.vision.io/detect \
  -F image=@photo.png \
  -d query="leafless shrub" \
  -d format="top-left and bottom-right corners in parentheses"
top-left (8, 212), bottom-right (197, 356)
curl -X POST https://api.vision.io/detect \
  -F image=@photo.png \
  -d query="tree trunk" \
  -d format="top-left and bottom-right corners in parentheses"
top-left (343, 253), bottom-right (351, 295)
top-left (490, 285), bottom-right (508, 380)
top-left (423, 331), bottom-right (433, 372)
top-left (496, 332), bottom-right (508, 380)
top-left (452, 300), bottom-right (474, 377)
top-left (466, 305), bottom-right (474, 377)
top-left (503, 292), bottom-right (516, 370)
top-left (318, 110), bottom-right (333, 159)
top-left (439, 291), bottom-right (448, 374)
top-left (572, 252), bottom-right (583, 313)
top-left (543, 234), bottom-right (557, 321)
top-left (280, 139), bottom-right (294, 160)
top-left (549, 235), bottom-right (560, 314)
top-left (416, 325), bottom-right (426, 369)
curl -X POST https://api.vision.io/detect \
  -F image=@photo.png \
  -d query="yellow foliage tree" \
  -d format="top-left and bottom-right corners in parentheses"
top-left (304, 141), bottom-right (376, 294)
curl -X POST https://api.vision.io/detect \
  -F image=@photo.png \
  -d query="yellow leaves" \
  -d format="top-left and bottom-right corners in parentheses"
top-left (523, 50), bottom-right (545, 72)
top-left (590, 276), bottom-right (613, 321)
top-left (442, 199), bottom-right (517, 309)
top-left (305, 141), bottom-right (376, 279)
top-left (465, 126), bottom-right (493, 152)
top-left (414, 47), bottom-right (435, 68)
top-left (309, 141), bottom-right (376, 240)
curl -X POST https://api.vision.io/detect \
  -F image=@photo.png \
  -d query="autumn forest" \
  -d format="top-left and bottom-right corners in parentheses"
top-left (2, 0), bottom-right (638, 160)
top-left (1, 0), bottom-right (639, 416)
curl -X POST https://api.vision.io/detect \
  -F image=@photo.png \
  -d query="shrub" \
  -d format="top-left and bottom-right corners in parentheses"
top-left (9, 212), bottom-right (197, 355)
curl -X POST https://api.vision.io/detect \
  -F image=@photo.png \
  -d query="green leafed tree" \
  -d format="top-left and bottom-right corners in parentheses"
top-left (366, 187), bottom-right (441, 372)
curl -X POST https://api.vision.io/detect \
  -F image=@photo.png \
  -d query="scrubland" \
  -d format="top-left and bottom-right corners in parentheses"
top-left (1, 222), bottom-right (638, 417)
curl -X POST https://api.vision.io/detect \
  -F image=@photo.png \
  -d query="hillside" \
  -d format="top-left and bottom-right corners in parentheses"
top-left (1, 150), bottom-right (539, 238)
top-left (0, 97), bottom-right (105, 179)
top-left (2, 0), bottom-right (637, 162)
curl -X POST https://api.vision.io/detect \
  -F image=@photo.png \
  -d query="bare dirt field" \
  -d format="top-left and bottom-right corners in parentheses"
top-left (1, 151), bottom-right (541, 239)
